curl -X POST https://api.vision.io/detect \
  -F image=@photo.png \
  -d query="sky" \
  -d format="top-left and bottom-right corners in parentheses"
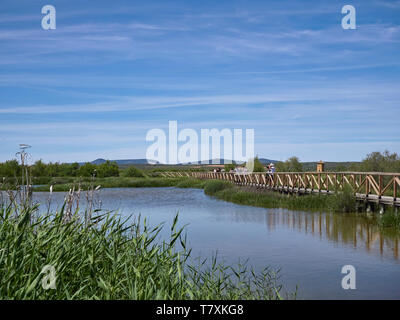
top-left (0, 0), bottom-right (399, 163)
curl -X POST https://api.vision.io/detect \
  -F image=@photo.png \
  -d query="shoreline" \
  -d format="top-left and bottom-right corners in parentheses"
top-left (2, 176), bottom-right (399, 230)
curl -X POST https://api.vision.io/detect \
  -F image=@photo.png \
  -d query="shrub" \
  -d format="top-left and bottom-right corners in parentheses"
top-left (77, 163), bottom-right (97, 177)
top-left (122, 166), bottom-right (145, 178)
top-left (97, 161), bottom-right (119, 178)
top-left (0, 160), bottom-right (21, 177)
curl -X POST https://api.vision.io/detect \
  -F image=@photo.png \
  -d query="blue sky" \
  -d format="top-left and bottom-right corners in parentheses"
top-left (0, 0), bottom-right (399, 163)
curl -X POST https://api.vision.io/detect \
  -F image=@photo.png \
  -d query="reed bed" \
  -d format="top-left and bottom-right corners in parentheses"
top-left (0, 202), bottom-right (287, 300)
top-left (204, 180), bottom-right (360, 213)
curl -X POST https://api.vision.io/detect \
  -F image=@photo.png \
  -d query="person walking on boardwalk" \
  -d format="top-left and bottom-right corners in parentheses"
top-left (266, 163), bottom-right (275, 183)
top-left (270, 163), bottom-right (275, 174)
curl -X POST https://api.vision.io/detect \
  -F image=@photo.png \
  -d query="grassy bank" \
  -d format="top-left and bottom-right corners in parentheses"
top-left (0, 204), bottom-right (287, 300)
top-left (203, 180), bottom-right (358, 213)
top-left (6, 175), bottom-right (399, 230)
top-left (23, 176), bottom-right (399, 219)
top-left (29, 177), bottom-right (206, 192)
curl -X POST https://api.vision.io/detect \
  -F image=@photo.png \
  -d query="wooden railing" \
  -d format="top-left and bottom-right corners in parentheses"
top-left (161, 171), bottom-right (400, 206)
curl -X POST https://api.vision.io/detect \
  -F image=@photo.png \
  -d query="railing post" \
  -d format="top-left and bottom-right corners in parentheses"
top-left (326, 173), bottom-right (329, 192)
top-left (318, 173), bottom-right (321, 192)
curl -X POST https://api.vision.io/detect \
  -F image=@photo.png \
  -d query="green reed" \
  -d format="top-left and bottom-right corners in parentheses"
top-left (0, 204), bottom-right (288, 300)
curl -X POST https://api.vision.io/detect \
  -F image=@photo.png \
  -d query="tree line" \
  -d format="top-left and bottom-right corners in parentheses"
top-left (275, 150), bottom-right (400, 172)
top-left (241, 150), bottom-right (400, 173)
top-left (0, 160), bottom-right (120, 178)
top-left (0, 150), bottom-right (399, 177)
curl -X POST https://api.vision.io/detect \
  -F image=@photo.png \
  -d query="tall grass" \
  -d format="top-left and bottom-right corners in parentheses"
top-left (326, 185), bottom-right (357, 213)
top-left (0, 204), bottom-right (288, 300)
top-left (204, 180), bottom-right (233, 195)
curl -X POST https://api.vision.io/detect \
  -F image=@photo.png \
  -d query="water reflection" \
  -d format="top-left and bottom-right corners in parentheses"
top-left (223, 207), bottom-right (399, 261)
top-left (2, 188), bottom-right (399, 262)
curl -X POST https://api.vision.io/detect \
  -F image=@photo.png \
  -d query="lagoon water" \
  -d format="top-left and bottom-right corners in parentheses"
top-left (31, 187), bottom-right (400, 299)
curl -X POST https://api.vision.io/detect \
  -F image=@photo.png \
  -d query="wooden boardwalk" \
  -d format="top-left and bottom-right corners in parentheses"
top-left (161, 171), bottom-right (400, 207)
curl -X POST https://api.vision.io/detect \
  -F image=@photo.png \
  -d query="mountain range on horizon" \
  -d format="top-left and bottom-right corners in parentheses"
top-left (89, 158), bottom-right (279, 166)
top-left (86, 158), bottom-right (359, 172)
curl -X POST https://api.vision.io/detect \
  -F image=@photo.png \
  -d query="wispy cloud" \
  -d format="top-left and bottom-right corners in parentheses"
top-left (376, 0), bottom-right (400, 9)
top-left (0, 0), bottom-right (399, 162)
top-left (1, 80), bottom-right (399, 113)
top-left (226, 63), bottom-right (399, 74)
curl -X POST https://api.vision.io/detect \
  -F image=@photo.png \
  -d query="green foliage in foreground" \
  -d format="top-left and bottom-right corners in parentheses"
top-left (0, 205), bottom-right (287, 300)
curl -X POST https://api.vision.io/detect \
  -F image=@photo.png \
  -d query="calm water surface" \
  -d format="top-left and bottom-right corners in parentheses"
top-left (30, 187), bottom-right (400, 299)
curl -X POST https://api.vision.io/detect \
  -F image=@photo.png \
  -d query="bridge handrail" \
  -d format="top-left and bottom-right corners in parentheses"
top-left (160, 171), bottom-right (400, 203)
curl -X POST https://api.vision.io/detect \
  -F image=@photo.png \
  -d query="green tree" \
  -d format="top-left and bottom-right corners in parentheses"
top-left (122, 166), bottom-right (145, 178)
top-left (334, 164), bottom-right (347, 172)
top-left (276, 157), bottom-right (303, 172)
top-left (31, 160), bottom-right (47, 177)
top-left (46, 162), bottom-right (62, 177)
top-left (78, 163), bottom-right (97, 177)
top-left (0, 160), bottom-right (21, 177)
top-left (358, 150), bottom-right (400, 172)
top-left (97, 161), bottom-right (119, 178)
top-left (63, 162), bottom-right (80, 176)
top-left (252, 157), bottom-right (265, 172)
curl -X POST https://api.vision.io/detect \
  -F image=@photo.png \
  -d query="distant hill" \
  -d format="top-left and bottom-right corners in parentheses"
top-left (90, 158), bottom-right (159, 165)
top-left (86, 158), bottom-right (359, 171)
top-left (181, 159), bottom-right (245, 165)
top-left (90, 158), bottom-right (279, 166)
top-left (258, 158), bottom-right (279, 165)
